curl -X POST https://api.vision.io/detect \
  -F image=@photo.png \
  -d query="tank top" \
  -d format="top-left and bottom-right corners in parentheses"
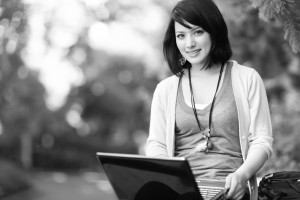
top-left (175, 64), bottom-right (243, 180)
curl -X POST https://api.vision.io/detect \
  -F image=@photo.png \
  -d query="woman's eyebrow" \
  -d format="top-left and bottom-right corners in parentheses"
top-left (175, 30), bottom-right (185, 33)
top-left (175, 27), bottom-right (202, 33)
top-left (191, 26), bottom-right (203, 31)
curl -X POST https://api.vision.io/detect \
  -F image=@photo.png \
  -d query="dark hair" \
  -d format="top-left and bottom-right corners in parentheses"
top-left (163, 0), bottom-right (232, 76)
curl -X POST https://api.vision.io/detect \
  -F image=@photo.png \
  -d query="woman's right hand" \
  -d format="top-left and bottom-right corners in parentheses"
top-left (225, 172), bottom-right (247, 200)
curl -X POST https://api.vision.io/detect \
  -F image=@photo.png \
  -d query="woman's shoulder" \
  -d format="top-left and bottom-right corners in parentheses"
top-left (152, 75), bottom-right (179, 101)
top-left (230, 60), bottom-right (265, 88)
top-left (156, 75), bottom-right (179, 88)
top-left (230, 60), bottom-right (262, 79)
top-left (230, 60), bottom-right (256, 74)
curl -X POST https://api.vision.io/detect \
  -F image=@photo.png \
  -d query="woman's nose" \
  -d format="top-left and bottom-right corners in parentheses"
top-left (186, 35), bottom-right (196, 49)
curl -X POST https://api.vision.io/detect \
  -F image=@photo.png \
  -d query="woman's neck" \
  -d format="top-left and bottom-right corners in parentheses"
top-left (189, 63), bottom-right (221, 77)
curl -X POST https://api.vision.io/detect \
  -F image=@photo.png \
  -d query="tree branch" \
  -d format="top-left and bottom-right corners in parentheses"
top-left (250, 0), bottom-right (300, 53)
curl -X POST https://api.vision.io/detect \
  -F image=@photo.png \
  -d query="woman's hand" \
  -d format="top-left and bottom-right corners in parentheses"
top-left (225, 172), bottom-right (247, 200)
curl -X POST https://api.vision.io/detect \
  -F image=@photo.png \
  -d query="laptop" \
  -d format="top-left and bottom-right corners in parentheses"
top-left (96, 152), bottom-right (227, 200)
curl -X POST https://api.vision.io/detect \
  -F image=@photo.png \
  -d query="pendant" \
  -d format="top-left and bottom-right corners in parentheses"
top-left (190, 128), bottom-right (213, 154)
top-left (206, 141), bottom-right (213, 150)
top-left (191, 140), bottom-right (213, 154)
top-left (192, 141), bottom-right (207, 153)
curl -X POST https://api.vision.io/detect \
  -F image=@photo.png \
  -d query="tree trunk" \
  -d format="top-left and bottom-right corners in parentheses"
top-left (20, 133), bottom-right (32, 169)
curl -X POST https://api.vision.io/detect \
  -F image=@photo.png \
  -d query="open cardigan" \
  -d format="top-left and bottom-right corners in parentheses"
top-left (146, 60), bottom-right (273, 200)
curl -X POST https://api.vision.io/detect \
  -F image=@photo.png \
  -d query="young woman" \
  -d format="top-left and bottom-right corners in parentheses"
top-left (146, 0), bottom-right (274, 199)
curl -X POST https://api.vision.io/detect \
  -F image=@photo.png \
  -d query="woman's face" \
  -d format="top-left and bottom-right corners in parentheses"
top-left (175, 21), bottom-right (212, 68)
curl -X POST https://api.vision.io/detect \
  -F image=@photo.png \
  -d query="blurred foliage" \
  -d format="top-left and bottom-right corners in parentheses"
top-left (222, 1), bottom-right (289, 78)
top-left (0, 0), bottom-right (160, 175)
top-left (250, 0), bottom-right (300, 53)
top-left (0, 0), bottom-right (48, 167)
top-left (0, 159), bottom-right (32, 198)
top-left (0, 1), bottom-right (300, 197)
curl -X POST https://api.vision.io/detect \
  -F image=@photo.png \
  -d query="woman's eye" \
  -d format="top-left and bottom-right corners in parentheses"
top-left (176, 34), bottom-right (184, 39)
top-left (195, 30), bottom-right (204, 35)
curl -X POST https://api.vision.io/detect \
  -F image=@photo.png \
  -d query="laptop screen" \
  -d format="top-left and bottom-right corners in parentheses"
top-left (96, 152), bottom-right (202, 200)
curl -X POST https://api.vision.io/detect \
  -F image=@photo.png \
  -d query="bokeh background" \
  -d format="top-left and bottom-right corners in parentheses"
top-left (0, 0), bottom-right (300, 199)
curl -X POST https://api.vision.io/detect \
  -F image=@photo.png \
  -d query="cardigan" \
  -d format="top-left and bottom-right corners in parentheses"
top-left (146, 60), bottom-right (273, 200)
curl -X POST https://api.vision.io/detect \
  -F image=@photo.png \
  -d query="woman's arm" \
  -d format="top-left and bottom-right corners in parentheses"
top-left (225, 148), bottom-right (268, 199)
top-left (226, 68), bottom-right (274, 199)
top-left (146, 84), bottom-right (168, 157)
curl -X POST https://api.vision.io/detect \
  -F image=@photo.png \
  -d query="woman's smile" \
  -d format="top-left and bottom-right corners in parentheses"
top-left (186, 49), bottom-right (201, 57)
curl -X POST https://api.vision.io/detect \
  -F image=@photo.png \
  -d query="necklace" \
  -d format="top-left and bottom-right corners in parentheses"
top-left (188, 64), bottom-right (224, 153)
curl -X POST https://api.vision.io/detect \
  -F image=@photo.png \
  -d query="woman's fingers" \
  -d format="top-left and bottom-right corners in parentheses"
top-left (225, 173), bottom-right (246, 200)
top-left (225, 173), bottom-right (236, 198)
top-left (231, 189), bottom-right (245, 200)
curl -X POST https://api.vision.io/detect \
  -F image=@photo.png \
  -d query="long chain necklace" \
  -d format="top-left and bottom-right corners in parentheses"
top-left (188, 64), bottom-right (224, 153)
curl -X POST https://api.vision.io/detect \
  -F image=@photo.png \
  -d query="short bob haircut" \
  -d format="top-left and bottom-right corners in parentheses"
top-left (163, 0), bottom-right (232, 76)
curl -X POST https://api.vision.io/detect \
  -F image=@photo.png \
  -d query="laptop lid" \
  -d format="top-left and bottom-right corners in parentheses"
top-left (96, 152), bottom-right (203, 200)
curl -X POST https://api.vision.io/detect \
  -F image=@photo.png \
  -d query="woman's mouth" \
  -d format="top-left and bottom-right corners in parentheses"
top-left (187, 49), bottom-right (201, 57)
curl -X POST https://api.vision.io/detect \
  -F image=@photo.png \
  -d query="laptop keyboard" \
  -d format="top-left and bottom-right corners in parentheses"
top-left (196, 180), bottom-right (227, 200)
top-left (198, 185), bottom-right (225, 200)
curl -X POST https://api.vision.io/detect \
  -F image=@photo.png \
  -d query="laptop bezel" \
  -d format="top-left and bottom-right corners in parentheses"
top-left (96, 152), bottom-right (203, 200)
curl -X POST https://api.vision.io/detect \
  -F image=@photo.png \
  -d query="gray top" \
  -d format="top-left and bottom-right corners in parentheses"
top-left (175, 64), bottom-right (243, 180)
